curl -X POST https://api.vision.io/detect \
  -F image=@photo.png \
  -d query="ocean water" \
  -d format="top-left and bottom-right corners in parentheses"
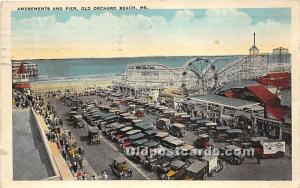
top-left (28, 56), bottom-right (244, 83)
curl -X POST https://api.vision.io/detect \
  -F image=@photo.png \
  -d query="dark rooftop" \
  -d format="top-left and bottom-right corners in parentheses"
top-left (219, 80), bottom-right (259, 92)
top-left (190, 94), bottom-right (259, 109)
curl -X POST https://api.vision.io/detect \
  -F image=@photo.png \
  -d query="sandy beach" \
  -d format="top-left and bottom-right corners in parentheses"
top-left (31, 79), bottom-right (113, 92)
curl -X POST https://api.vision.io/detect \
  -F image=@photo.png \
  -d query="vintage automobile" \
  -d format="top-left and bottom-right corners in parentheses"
top-left (187, 117), bottom-right (209, 131)
top-left (119, 112), bottom-right (131, 122)
top-left (205, 122), bottom-right (218, 130)
top-left (200, 156), bottom-right (224, 176)
top-left (132, 138), bottom-right (150, 147)
top-left (154, 131), bottom-right (169, 142)
top-left (155, 118), bottom-right (171, 130)
top-left (122, 115), bottom-right (139, 124)
top-left (161, 160), bottom-right (187, 180)
top-left (154, 149), bottom-right (177, 174)
top-left (143, 140), bottom-right (160, 149)
top-left (179, 144), bottom-right (195, 161)
top-left (161, 136), bottom-right (185, 150)
top-left (226, 129), bottom-right (244, 140)
top-left (189, 117), bottom-right (203, 124)
top-left (193, 134), bottom-right (213, 149)
top-left (144, 129), bottom-right (158, 139)
top-left (72, 114), bottom-right (84, 128)
top-left (194, 127), bottom-right (208, 136)
top-left (215, 126), bottom-right (231, 134)
top-left (109, 108), bottom-right (120, 114)
top-left (125, 129), bottom-right (142, 137)
top-left (169, 123), bottom-right (186, 138)
top-left (162, 110), bottom-right (176, 119)
top-left (87, 126), bottom-right (100, 145)
top-left (177, 114), bottom-right (191, 125)
top-left (251, 137), bottom-right (285, 158)
top-left (134, 122), bottom-right (156, 132)
top-left (182, 161), bottom-right (209, 180)
top-left (102, 114), bottom-right (120, 125)
top-left (135, 108), bottom-right (145, 117)
top-left (216, 126), bottom-right (231, 142)
top-left (107, 123), bottom-right (126, 140)
top-left (218, 145), bottom-right (245, 165)
top-left (119, 133), bottom-right (146, 150)
top-left (110, 157), bottom-right (133, 179)
top-left (116, 129), bottom-right (142, 144)
top-left (123, 138), bottom-right (150, 160)
top-left (141, 156), bottom-right (158, 171)
top-left (101, 124), bottom-right (112, 136)
top-left (125, 140), bottom-right (159, 163)
top-left (113, 126), bottom-right (134, 142)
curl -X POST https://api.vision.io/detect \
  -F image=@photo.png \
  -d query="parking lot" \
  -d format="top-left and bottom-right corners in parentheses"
top-left (48, 94), bottom-right (291, 180)
top-left (49, 96), bottom-right (158, 180)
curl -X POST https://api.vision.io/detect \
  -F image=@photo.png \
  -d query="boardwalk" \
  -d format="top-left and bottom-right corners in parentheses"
top-left (13, 109), bottom-right (55, 180)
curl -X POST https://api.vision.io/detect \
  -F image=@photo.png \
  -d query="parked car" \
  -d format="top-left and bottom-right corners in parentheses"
top-left (193, 134), bottom-right (213, 149)
top-left (218, 145), bottom-right (245, 165)
top-left (200, 156), bottom-right (224, 176)
top-left (155, 118), bottom-right (171, 130)
top-left (141, 156), bottom-right (158, 171)
top-left (182, 161), bottom-right (209, 180)
top-left (154, 150), bottom-right (177, 174)
top-left (161, 160), bottom-right (187, 180)
top-left (87, 126), bottom-right (100, 145)
top-left (226, 129), bottom-right (244, 140)
top-left (251, 137), bottom-right (285, 158)
top-left (109, 157), bottom-right (133, 179)
top-left (154, 131), bottom-right (169, 142)
top-left (169, 123), bottom-right (186, 137)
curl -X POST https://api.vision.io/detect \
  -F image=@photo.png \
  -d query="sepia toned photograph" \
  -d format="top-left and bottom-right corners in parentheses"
top-left (1, 1), bottom-right (299, 186)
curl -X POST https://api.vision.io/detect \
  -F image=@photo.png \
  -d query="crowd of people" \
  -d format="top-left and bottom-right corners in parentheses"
top-left (12, 90), bottom-right (34, 108)
top-left (31, 92), bottom-right (90, 180)
top-left (12, 89), bottom-right (104, 180)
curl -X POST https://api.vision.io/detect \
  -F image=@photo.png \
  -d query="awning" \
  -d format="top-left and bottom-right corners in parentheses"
top-left (14, 83), bottom-right (31, 89)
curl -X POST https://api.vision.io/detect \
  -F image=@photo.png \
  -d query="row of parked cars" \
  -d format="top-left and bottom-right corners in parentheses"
top-left (68, 93), bottom-right (286, 180)
top-left (77, 101), bottom-right (227, 180)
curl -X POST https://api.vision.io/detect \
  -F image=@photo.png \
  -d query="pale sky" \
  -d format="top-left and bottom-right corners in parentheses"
top-left (12, 8), bottom-right (291, 59)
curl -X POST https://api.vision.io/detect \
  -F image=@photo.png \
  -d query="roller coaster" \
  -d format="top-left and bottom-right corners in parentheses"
top-left (182, 53), bottom-right (290, 96)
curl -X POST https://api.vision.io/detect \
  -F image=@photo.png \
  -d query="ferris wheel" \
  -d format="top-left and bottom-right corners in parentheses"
top-left (181, 57), bottom-right (235, 96)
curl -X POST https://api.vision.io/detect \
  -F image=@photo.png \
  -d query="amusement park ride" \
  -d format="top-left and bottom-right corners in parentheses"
top-left (114, 33), bottom-right (291, 98)
top-left (181, 33), bottom-right (290, 96)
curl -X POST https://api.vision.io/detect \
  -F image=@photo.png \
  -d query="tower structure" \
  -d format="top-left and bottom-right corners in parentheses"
top-left (249, 33), bottom-right (259, 55)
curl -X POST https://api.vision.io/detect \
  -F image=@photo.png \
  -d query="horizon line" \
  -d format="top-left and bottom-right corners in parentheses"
top-left (11, 53), bottom-right (254, 61)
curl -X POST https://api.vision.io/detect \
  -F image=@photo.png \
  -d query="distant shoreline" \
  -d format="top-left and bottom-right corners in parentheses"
top-left (12, 54), bottom-right (247, 61)
top-left (31, 79), bottom-right (113, 92)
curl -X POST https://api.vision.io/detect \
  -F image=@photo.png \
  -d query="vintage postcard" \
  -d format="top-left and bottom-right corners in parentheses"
top-left (0, 0), bottom-right (300, 188)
